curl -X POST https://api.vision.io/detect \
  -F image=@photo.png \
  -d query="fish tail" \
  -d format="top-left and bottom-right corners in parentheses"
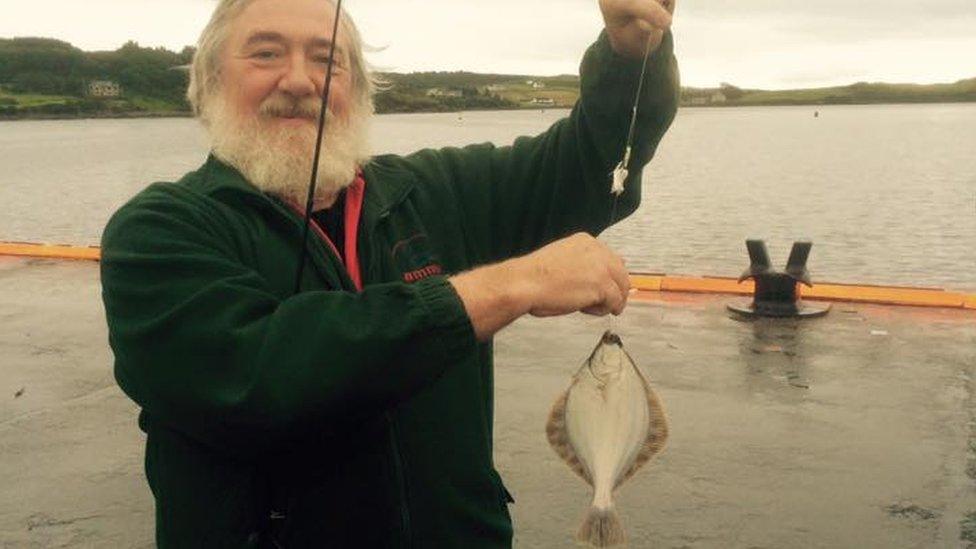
top-left (576, 505), bottom-right (625, 547)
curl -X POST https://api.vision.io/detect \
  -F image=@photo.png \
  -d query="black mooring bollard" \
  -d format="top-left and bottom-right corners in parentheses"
top-left (727, 240), bottom-right (831, 318)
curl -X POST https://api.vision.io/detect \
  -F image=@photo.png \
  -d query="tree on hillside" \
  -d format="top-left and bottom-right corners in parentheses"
top-left (719, 82), bottom-right (744, 100)
top-left (179, 46), bottom-right (196, 65)
top-left (0, 38), bottom-right (190, 108)
top-left (0, 37), bottom-right (87, 94)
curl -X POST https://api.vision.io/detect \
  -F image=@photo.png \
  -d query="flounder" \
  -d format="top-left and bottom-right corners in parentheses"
top-left (546, 331), bottom-right (668, 547)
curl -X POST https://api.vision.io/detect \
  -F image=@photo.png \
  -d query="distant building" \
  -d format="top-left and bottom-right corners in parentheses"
top-left (87, 80), bottom-right (122, 98)
top-left (528, 98), bottom-right (555, 106)
top-left (425, 88), bottom-right (462, 98)
top-left (684, 91), bottom-right (727, 106)
top-left (485, 84), bottom-right (507, 93)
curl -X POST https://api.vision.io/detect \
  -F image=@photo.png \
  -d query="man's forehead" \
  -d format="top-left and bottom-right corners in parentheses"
top-left (242, 30), bottom-right (344, 54)
top-left (230, 0), bottom-right (346, 48)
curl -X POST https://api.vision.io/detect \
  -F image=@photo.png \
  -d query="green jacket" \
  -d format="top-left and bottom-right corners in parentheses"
top-left (100, 33), bottom-right (678, 548)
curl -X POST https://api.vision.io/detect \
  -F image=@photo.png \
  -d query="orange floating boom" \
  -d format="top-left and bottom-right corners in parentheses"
top-left (1, 243), bottom-right (973, 310)
top-left (0, 242), bottom-right (100, 262)
top-left (630, 274), bottom-right (975, 311)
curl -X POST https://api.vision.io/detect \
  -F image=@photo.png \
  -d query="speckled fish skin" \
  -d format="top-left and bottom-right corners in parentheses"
top-left (546, 331), bottom-right (668, 547)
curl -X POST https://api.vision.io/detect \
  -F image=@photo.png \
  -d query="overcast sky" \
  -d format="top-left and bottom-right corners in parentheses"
top-left (1, 0), bottom-right (974, 89)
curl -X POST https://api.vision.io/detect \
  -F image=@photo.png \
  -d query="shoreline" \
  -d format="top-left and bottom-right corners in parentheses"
top-left (0, 110), bottom-right (194, 122)
top-left (2, 99), bottom-right (975, 122)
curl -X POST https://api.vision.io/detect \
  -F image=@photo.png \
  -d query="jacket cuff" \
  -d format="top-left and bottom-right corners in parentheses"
top-left (414, 276), bottom-right (478, 361)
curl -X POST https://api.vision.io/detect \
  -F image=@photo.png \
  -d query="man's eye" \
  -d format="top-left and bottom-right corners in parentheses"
top-left (253, 51), bottom-right (280, 60)
top-left (313, 56), bottom-right (345, 68)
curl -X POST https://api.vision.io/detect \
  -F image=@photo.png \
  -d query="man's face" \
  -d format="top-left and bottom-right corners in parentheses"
top-left (205, 0), bottom-right (371, 208)
top-left (221, 0), bottom-right (354, 130)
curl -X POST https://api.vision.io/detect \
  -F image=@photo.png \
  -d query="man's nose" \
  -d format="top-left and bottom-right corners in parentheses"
top-left (278, 55), bottom-right (318, 97)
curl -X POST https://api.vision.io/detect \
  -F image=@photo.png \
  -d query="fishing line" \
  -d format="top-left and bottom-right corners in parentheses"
top-left (607, 33), bottom-right (656, 331)
top-left (294, 0), bottom-right (345, 295)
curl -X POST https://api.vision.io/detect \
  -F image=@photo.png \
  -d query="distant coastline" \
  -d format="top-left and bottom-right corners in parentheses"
top-left (3, 73), bottom-right (974, 122)
top-left (2, 37), bottom-right (974, 122)
top-left (3, 97), bottom-right (976, 122)
top-left (0, 110), bottom-right (193, 121)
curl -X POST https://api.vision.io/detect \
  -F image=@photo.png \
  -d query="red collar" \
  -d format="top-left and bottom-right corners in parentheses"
top-left (341, 174), bottom-right (365, 291)
top-left (288, 174), bottom-right (366, 292)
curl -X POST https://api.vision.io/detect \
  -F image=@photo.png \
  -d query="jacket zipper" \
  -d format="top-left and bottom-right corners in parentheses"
top-left (260, 197), bottom-right (352, 291)
top-left (268, 185), bottom-right (412, 544)
top-left (386, 412), bottom-right (412, 547)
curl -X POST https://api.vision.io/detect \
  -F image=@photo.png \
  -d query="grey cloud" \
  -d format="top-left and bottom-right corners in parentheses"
top-left (680, 0), bottom-right (975, 19)
top-left (776, 14), bottom-right (976, 43)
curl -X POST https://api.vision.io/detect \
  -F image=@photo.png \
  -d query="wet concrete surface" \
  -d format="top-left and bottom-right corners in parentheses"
top-left (498, 296), bottom-right (976, 548)
top-left (1, 257), bottom-right (974, 548)
top-left (0, 258), bottom-right (152, 548)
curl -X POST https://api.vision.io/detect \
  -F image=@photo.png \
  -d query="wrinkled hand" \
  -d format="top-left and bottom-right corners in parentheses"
top-left (521, 232), bottom-right (631, 317)
top-left (599, 0), bottom-right (676, 59)
top-left (449, 233), bottom-right (631, 341)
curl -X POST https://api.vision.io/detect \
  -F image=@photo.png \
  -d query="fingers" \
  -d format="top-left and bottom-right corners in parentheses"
top-left (581, 239), bottom-right (629, 316)
top-left (607, 259), bottom-right (631, 310)
top-left (626, 0), bottom-right (673, 30)
top-left (605, 279), bottom-right (627, 315)
top-left (581, 304), bottom-right (611, 317)
top-left (583, 254), bottom-right (629, 317)
top-left (522, 233), bottom-right (632, 318)
top-left (601, 0), bottom-right (674, 58)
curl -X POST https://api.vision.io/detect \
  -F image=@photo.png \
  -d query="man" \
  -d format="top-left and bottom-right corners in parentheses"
top-left (100, 0), bottom-right (679, 546)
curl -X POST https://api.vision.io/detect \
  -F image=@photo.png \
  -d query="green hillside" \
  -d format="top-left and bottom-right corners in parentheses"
top-left (755, 78), bottom-right (976, 104)
top-left (0, 37), bottom-right (193, 117)
top-left (1, 37), bottom-right (974, 119)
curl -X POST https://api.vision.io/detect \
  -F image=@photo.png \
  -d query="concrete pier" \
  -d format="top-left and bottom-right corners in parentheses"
top-left (1, 257), bottom-right (974, 547)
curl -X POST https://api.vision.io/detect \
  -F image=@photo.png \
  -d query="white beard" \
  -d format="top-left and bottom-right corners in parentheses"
top-left (205, 92), bottom-right (372, 208)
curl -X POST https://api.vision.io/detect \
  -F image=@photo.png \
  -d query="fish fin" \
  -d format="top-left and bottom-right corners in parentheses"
top-left (576, 506), bottom-right (626, 547)
top-left (615, 380), bottom-right (670, 489)
top-left (545, 389), bottom-right (593, 486)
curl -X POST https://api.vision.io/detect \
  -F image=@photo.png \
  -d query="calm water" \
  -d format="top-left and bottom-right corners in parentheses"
top-left (1, 104), bottom-right (974, 290)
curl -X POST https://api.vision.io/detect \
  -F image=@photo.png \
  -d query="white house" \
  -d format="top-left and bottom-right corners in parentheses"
top-left (425, 88), bottom-right (462, 98)
top-left (87, 81), bottom-right (122, 98)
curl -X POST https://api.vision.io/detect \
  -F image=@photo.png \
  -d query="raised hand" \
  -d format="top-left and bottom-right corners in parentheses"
top-left (599, 0), bottom-right (676, 59)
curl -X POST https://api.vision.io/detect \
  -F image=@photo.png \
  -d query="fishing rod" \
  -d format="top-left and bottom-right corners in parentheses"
top-left (294, 0), bottom-right (345, 295)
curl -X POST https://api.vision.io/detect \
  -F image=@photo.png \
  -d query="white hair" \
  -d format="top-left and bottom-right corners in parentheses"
top-left (187, 0), bottom-right (381, 122)
top-left (189, 0), bottom-right (377, 206)
top-left (206, 90), bottom-right (371, 207)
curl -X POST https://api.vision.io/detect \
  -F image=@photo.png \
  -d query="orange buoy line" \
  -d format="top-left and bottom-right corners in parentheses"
top-left (0, 241), bottom-right (100, 261)
top-left (630, 274), bottom-right (975, 311)
top-left (1, 243), bottom-right (973, 310)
